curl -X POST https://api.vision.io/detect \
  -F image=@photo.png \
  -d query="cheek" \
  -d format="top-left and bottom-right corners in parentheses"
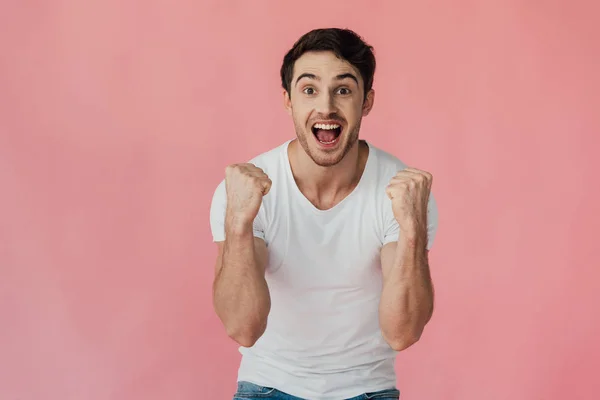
top-left (291, 110), bottom-right (310, 131)
top-left (339, 107), bottom-right (360, 124)
top-left (291, 104), bottom-right (311, 122)
top-left (335, 97), bottom-right (361, 114)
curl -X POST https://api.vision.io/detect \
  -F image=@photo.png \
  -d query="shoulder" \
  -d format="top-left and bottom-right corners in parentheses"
top-left (367, 141), bottom-right (409, 182)
top-left (366, 140), bottom-right (438, 210)
top-left (211, 141), bottom-right (289, 196)
top-left (366, 142), bottom-right (439, 247)
top-left (245, 141), bottom-right (289, 174)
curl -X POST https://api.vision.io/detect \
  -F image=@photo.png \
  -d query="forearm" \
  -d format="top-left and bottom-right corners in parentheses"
top-left (213, 218), bottom-right (271, 347)
top-left (379, 233), bottom-right (434, 351)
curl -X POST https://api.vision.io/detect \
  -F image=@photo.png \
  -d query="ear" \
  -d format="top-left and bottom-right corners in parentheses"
top-left (283, 90), bottom-right (292, 115)
top-left (362, 89), bottom-right (375, 117)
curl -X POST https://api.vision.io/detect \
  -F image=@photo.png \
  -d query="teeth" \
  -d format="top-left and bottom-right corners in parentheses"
top-left (313, 123), bottom-right (340, 130)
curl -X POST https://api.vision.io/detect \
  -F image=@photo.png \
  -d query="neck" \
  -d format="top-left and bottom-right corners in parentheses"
top-left (288, 139), bottom-right (368, 196)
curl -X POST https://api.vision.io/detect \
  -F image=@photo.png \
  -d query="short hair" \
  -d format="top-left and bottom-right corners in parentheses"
top-left (280, 28), bottom-right (376, 99)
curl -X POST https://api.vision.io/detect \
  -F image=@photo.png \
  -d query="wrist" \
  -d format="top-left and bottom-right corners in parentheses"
top-left (225, 211), bottom-right (254, 236)
top-left (399, 226), bottom-right (427, 252)
top-left (400, 223), bottom-right (426, 241)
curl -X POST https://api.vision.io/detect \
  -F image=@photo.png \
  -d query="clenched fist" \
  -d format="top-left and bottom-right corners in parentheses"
top-left (385, 167), bottom-right (433, 237)
top-left (225, 163), bottom-right (272, 225)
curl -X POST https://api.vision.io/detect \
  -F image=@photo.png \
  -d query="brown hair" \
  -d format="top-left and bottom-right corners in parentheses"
top-left (280, 28), bottom-right (376, 100)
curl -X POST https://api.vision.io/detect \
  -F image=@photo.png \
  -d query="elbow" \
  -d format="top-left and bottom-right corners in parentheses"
top-left (386, 333), bottom-right (421, 351)
top-left (384, 326), bottom-right (424, 352)
top-left (226, 323), bottom-right (266, 348)
top-left (229, 331), bottom-right (262, 348)
top-left (382, 304), bottom-right (434, 351)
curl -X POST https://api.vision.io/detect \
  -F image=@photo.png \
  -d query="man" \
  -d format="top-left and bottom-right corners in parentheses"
top-left (210, 28), bottom-right (438, 400)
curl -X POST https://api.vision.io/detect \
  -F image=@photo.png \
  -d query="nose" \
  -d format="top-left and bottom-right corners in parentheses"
top-left (315, 91), bottom-right (336, 114)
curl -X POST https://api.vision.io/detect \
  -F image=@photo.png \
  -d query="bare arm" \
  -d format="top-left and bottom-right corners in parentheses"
top-left (379, 233), bottom-right (434, 351)
top-left (212, 218), bottom-right (270, 347)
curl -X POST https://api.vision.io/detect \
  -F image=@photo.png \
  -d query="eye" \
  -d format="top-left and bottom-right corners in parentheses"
top-left (336, 87), bottom-right (351, 95)
top-left (303, 87), bottom-right (316, 95)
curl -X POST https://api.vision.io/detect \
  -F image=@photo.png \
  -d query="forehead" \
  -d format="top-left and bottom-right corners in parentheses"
top-left (293, 51), bottom-right (361, 83)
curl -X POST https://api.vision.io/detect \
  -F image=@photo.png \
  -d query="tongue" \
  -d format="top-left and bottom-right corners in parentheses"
top-left (316, 129), bottom-right (337, 142)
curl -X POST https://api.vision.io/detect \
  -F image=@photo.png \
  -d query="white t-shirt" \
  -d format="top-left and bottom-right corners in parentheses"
top-left (210, 139), bottom-right (438, 400)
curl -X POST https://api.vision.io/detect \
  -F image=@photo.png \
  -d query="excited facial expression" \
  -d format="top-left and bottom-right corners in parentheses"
top-left (284, 51), bottom-right (374, 167)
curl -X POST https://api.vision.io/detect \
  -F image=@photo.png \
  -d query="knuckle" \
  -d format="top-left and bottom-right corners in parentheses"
top-left (226, 163), bottom-right (243, 173)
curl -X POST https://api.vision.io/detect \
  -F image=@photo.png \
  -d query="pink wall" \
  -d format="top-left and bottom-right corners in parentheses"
top-left (1, 1), bottom-right (599, 399)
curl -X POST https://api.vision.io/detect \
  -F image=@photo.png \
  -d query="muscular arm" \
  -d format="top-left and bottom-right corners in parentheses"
top-left (212, 218), bottom-right (270, 347)
top-left (379, 232), bottom-right (434, 351)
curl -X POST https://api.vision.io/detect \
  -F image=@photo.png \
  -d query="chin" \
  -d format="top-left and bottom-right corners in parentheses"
top-left (310, 152), bottom-right (345, 167)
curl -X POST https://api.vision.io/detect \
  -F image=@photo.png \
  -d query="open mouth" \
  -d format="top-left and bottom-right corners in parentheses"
top-left (311, 123), bottom-right (342, 145)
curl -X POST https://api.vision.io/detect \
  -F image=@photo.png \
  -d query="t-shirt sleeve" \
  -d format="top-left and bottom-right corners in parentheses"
top-left (382, 191), bottom-right (439, 250)
top-left (209, 179), bottom-right (266, 243)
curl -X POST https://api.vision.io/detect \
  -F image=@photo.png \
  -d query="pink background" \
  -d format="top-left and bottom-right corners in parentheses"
top-left (1, 1), bottom-right (599, 399)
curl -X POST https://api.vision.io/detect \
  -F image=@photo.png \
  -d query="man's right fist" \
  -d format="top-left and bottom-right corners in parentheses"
top-left (224, 163), bottom-right (272, 224)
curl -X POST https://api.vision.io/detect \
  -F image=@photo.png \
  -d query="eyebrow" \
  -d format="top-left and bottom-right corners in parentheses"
top-left (294, 72), bottom-right (359, 86)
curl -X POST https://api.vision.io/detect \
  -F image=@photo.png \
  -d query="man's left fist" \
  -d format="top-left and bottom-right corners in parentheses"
top-left (385, 167), bottom-right (433, 235)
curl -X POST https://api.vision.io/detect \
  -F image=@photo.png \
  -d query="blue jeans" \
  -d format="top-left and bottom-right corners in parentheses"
top-left (233, 381), bottom-right (400, 400)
